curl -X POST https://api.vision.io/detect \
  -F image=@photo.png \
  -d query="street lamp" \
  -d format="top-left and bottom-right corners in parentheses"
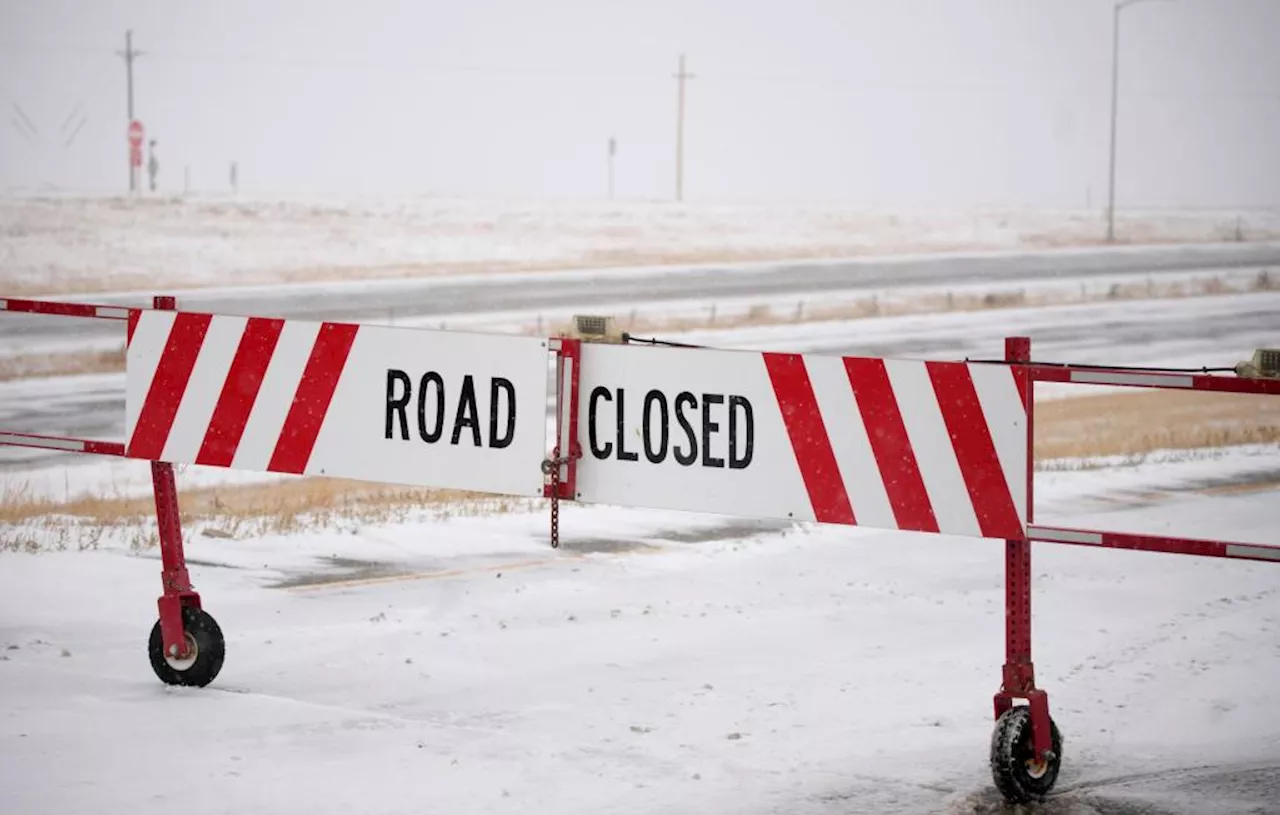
top-left (1106, 0), bottom-right (1175, 242)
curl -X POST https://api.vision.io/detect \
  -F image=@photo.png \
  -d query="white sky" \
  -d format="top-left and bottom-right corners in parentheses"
top-left (1, 0), bottom-right (1278, 207)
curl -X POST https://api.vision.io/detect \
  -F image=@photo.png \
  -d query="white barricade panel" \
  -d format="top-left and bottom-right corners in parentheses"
top-left (575, 343), bottom-right (1028, 540)
top-left (125, 310), bottom-right (550, 496)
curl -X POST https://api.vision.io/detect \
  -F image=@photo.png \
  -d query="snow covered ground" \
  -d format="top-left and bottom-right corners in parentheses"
top-left (2, 214), bottom-right (1278, 811)
top-left (0, 447), bottom-right (1277, 814)
top-left (3, 194), bottom-right (1278, 294)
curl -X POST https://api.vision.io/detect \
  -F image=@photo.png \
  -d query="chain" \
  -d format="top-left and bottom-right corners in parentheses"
top-left (549, 449), bottom-right (561, 549)
top-left (543, 447), bottom-right (579, 549)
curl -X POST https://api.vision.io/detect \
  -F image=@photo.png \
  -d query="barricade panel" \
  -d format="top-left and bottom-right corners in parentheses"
top-left (573, 342), bottom-right (1028, 540)
top-left (125, 309), bottom-right (552, 496)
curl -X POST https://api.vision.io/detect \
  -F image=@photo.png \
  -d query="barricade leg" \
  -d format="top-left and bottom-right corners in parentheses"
top-left (153, 460), bottom-right (199, 653)
top-left (143, 295), bottom-right (225, 687)
top-left (990, 336), bottom-right (1061, 803)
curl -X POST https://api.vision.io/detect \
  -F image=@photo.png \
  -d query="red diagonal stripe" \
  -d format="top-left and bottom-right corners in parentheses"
top-left (926, 362), bottom-right (1023, 539)
top-left (843, 357), bottom-right (938, 533)
top-left (763, 352), bottom-right (855, 525)
top-left (126, 309), bottom-right (140, 348)
top-left (128, 312), bottom-right (213, 460)
top-left (267, 322), bottom-right (359, 474)
top-left (1012, 364), bottom-right (1029, 406)
top-left (195, 317), bottom-right (285, 468)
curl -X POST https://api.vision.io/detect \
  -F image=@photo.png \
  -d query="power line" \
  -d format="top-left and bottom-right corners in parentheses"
top-left (0, 39), bottom-right (116, 56)
top-left (11, 102), bottom-right (38, 136)
top-left (63, 115), bottom-right (87, 148)
top-left (142, 47), bottom-right (652, 82)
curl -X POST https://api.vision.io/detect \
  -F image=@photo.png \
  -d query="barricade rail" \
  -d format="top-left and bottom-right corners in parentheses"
top-left (983, 340), bottom-right (1280, 799)
top-left (2, 294), bottom-right (1276, 806)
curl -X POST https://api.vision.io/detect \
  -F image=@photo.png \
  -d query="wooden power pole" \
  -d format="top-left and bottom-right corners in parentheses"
top-left (673, 54), bottom-right (694, 202)
top-left (117, 30), bottom-right (143, 192)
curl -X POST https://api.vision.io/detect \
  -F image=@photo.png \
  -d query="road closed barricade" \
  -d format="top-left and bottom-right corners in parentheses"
top-left (124, 308), bottom-right (552, 496)
top-left (572, 342), bottom-right (1028, 541)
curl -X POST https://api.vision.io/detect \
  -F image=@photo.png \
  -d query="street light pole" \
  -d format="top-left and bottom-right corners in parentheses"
top-left (1106, 0), bottom-right (1173, 243)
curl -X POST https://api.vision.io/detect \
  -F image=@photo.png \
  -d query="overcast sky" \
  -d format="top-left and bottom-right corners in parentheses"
top-left (1, 0), bottom-right (1277, 207)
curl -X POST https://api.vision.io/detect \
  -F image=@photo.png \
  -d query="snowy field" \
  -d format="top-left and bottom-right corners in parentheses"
top-left (3, 195), bottom-right (1279, 294)
top-left (0, 447), bottom-right (1277, 815)
top-left (2, 210), bottom-right (1279, 812)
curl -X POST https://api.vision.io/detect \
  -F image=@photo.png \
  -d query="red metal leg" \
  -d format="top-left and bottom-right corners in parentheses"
top-left (154, 456), bottom-right (199, 659)
top-left (995, 336), bottom-right (1054, 760)
top-left (151, 295), bottom-right (200, 660)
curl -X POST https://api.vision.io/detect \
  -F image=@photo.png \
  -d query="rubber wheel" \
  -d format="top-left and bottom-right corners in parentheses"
top-left (990, 705), bottom-right (1063, 803)
top-left (148, 606), bottom-right (225, 687)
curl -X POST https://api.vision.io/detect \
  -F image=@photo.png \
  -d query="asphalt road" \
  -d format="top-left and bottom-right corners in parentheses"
top-left (3, 242), bottom-right (1279, 349)
top-left (696, 286), bottom-right (1280, 365)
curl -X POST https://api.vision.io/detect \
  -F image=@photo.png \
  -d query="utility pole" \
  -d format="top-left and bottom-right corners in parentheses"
top-left (117, 30), bottom-right (143, 192)
top-left (1105, 4), bottom-right (1122, 242)
top-left (673, 54), bottom-right (694, 202)
top-left (607, 137), bottom-right (616, 199)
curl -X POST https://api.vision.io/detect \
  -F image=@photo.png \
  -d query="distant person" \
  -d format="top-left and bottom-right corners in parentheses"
top-left (147, 140), bottom-right (159, 193)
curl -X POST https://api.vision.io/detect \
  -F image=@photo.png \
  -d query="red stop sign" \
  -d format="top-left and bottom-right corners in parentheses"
top-left (128, 120), bottom-right (144, 169)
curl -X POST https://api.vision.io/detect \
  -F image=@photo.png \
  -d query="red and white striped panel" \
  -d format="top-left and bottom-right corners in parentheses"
top-left (574, 344), bottom-right (1027, 540)
top-left (125, 309), bottom-right (552, 497)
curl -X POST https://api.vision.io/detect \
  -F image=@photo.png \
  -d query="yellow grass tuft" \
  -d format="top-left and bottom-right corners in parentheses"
top-left (1036, 389), bottom-right (1280, 462)
top-left (0, 476), bottom-right (532, 541)
top-left (0, 346), bottom-right (126, 382)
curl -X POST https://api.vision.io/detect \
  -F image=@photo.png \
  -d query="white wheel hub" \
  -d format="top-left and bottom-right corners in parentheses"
top-left (164, 633), bottom-right (199, 671)
top-left (1025, 756), bottom-right (1049, 779)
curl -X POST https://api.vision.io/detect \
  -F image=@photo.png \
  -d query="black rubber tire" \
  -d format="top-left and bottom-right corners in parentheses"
top-left (990, 705), bottom-right (1063, 804)
top-left (147, 606), bottom-right (225, 687)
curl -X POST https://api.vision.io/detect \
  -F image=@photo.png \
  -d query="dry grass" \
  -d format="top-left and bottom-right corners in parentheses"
top-left (0, 476), bottom-right (532, 543)
top-left (1036, 389), bottom-right (1280, 463)
top-left (0, 345), bottom-right (126, 382)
